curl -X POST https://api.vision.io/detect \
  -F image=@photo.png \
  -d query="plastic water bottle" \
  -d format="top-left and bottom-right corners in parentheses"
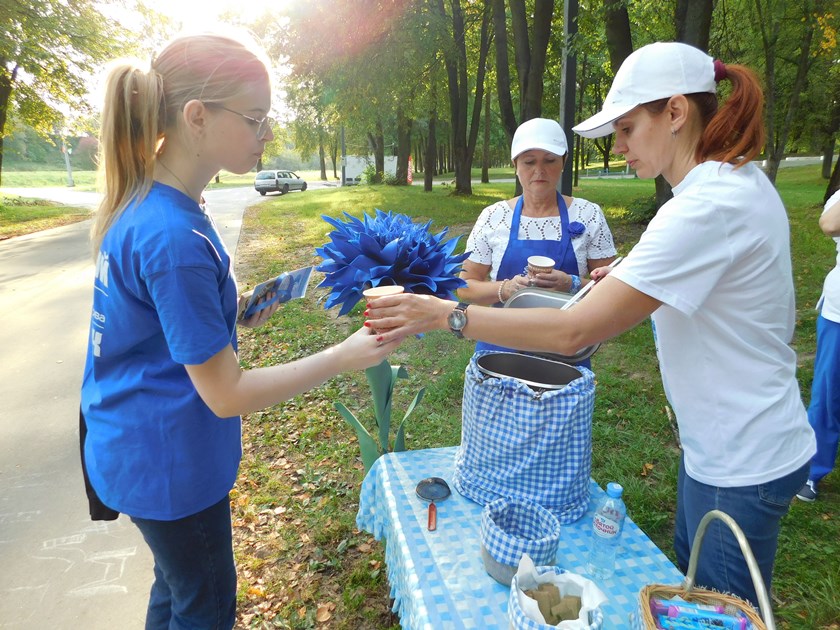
top-left (587, 482), bottom-right (626, 580)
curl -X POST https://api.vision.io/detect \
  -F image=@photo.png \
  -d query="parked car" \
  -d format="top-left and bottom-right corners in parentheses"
top-left (254, 170), bottom-right (308, 195)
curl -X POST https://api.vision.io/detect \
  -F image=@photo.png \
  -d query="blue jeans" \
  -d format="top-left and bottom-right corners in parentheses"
top-left (674, 456), bottom-right (808, 607)
top-left (130, 496), bottom-right (236, 630)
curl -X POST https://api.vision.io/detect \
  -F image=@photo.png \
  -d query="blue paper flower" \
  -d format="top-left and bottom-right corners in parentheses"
top-left (568, 221), bottom-right (586, 238)
top-left (315, 209), bottom-right (470, 316)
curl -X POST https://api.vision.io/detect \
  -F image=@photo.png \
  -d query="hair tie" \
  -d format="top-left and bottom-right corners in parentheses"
top-left (713, 59), bottom-right (727, 82)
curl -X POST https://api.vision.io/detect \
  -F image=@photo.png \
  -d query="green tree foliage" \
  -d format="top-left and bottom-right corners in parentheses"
top-left (0, 0), bottom-right (133, 183)
top-left (260, 0), bottom-right (837, 198)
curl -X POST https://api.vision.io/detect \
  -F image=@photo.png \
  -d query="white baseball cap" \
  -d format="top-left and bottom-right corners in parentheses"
top-left (510, 118), bottom-right (568, 160)
top-left (573, 42), bottom-right (717, 139)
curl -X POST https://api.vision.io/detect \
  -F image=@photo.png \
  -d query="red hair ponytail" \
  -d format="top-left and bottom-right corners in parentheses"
top-left (696, 64), bottom-right (765, 167)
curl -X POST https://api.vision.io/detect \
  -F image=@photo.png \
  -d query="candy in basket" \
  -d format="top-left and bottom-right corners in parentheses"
top-left (631, 510), bottom-right (772, 630)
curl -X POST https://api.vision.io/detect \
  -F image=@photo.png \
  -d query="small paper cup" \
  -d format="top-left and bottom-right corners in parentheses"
top-left (362, 285), bottom-right (405, 298)
top-left (527, 256), bottom-right (555, 276)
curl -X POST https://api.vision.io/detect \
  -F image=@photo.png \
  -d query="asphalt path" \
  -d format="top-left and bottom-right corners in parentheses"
top-left (0, 185), bottom-right (273, 629)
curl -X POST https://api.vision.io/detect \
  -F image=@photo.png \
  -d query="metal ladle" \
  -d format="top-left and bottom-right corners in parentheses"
top-left (415, 477), bottom-right (452, 531)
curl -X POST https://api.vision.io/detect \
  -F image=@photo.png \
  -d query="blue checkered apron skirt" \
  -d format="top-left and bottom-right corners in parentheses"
top-left (454, 350), bottom-right (595, 525)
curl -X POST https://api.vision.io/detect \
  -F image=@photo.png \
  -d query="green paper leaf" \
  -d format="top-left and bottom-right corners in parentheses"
top-left (365, 359), bottom-right (393, 427)
top-left (334, 402), bottom-right (381, 472)
top-left (394, 388), bottom-right (424, 452)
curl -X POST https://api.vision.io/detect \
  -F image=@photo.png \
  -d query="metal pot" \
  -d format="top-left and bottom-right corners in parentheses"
top-left (503, 287), bottom-right (600, 363)
top-left (476, 352), bottom-right (582, 390)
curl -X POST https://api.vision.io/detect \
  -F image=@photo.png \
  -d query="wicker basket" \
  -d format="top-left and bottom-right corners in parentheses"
top-left (634, 510), bottom-right (774, 630)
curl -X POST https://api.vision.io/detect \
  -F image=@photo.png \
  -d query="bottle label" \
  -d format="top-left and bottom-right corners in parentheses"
top-left (593, 513), bottom-right (620, 539)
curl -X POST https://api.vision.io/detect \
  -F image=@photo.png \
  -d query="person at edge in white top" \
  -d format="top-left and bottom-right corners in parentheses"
top-left (796, 188), bottom-right (840, 502)
top-left (365, 42), bottom-right (816, 608)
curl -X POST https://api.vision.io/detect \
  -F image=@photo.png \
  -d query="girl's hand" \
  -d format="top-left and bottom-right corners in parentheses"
top-left (238, 291), bottom-right (280, 328)
top-left (336, 326), bottom-right (402, 371)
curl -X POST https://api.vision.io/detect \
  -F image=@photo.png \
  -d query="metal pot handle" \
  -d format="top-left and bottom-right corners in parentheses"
top-left (683, 509), bottom-right (775, 629)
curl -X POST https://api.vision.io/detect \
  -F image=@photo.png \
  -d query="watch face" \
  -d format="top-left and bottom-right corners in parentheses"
top-left (449, 309), bottom-right (467, 330)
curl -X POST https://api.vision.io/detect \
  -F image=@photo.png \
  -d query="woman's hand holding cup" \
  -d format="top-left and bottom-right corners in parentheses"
top-left (362, 285), bottom-right (405, 334)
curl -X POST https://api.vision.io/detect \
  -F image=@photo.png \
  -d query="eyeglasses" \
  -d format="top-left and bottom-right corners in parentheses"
top-left (205, 103), bottom-right (275, 139)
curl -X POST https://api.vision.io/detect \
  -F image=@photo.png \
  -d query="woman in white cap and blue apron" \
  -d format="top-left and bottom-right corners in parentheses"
top-left (449, 118), bottom-right (616, 524)
top-left (457, 117), bottom-right (617, 370)
top-left (367, 42), bottom-right (816, 607)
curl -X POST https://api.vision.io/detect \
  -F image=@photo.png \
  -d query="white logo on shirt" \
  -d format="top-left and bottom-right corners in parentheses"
top-left (95, 251), bottom-right (109, 288)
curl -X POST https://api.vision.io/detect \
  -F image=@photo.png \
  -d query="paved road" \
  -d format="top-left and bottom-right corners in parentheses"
top-left (0, 186), bottom-right (267, 629)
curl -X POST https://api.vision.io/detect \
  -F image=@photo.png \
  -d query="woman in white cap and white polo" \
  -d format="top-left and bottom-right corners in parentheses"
top-left (367, 42), bottom-right (816, 607)
top-left (457, 117), bottom-right (617, 365)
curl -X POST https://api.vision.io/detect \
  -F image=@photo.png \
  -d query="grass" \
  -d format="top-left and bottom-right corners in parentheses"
top-left (4, 164), bottom-right (838, 627)
top-left (0, 194), bottom-right (90, 239)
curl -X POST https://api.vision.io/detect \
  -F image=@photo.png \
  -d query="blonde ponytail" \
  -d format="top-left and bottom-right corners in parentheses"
top-left (91, 64), bottom-right (163, 257)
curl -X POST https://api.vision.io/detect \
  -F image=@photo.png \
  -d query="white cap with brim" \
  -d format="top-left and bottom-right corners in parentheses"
top-left (573, 42), bottom-right (717, 139)
top-left (511, 118), bottom-right (568, 160)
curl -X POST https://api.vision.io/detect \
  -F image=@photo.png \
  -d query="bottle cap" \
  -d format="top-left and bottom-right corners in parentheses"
top-left (606, 482), bottom-right (624, 498)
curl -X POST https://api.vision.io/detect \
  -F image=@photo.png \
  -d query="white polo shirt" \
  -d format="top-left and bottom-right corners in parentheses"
top-left (612, 161), bottom-right (815, 486)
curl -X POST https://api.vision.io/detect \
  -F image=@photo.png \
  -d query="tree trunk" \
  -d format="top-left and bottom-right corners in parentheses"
top-left (766, 15), bottom-right (814, 184)
top-left (0, 67), bottom-right (16, 186)
top-left (521, 0), bottom-right (553, 121)
top-left (603, 0), bottom-right (633, 75)
top-left (827, 153), bottom-right (840, 204)
top-left (482, 81), bottom-right (491, 184)
top-left (822, 87), bottom-right (840, 179)
top-left (425, 109), bottom-right (437, 192)
top-left (435, 0), bottom-right (491, 195)
top-left (329, 135), bottom-right (339, 179)
top-left (367, 119), bottom-right (385, 183)
top-left (318, 139), bottom-right (327, 181)
top-left (395, 108), bottom-right (412, 185)
top-left (492, 0), bottom-right (518, 144)
top-left (676, 0), bottom-right (715, 50)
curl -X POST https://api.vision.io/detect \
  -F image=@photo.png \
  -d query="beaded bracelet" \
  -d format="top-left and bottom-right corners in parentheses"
top-left (497, 279), bottom-right (508, 303)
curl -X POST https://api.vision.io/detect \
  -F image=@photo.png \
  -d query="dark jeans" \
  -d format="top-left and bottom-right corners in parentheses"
top-left (130, 496), bottom-right (236, 630)
top-left (674, 455), bottom-right (808, 607)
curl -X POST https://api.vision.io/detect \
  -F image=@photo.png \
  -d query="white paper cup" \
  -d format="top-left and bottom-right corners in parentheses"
top-left (362, 285), bottom-right (405, 298)
top-left (527, 256), bottom-right (555, 276)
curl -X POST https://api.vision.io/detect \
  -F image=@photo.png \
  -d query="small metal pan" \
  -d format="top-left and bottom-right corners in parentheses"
top-left (416, 477), bottom-right (452, 531)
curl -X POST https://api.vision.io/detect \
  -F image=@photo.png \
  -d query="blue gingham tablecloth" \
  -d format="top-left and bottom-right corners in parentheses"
top-left (356, 447), bottom-right (684, 630)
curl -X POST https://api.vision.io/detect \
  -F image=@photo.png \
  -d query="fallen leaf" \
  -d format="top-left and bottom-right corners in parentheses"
top-left (316, 602), bottom-right (335, 622)
top-left (641, 463), bottom-right (654, 477)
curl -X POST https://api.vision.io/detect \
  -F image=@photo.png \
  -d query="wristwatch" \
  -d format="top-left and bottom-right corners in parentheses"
top-left (447, 302), bottom-right (469, 338)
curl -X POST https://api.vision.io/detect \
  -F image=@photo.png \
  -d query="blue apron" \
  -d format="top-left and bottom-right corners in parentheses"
top-left (476, 192), bottom-right (587, 365)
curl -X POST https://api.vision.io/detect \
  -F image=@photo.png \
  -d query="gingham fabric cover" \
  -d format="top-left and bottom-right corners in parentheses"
top-left (456, 351), bottom-right (596, 524)
top-left (481, 497), bottom-right (561, 568)
top-left (509, 564), bottom-right (604, 630)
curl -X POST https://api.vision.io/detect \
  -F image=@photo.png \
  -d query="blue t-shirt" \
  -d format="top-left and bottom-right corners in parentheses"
top-left (81, 183), bottom-right (241, 520)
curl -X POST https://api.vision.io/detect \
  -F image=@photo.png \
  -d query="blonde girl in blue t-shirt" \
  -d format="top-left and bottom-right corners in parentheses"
top-left (80, 32), bottom-right (398, 629)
